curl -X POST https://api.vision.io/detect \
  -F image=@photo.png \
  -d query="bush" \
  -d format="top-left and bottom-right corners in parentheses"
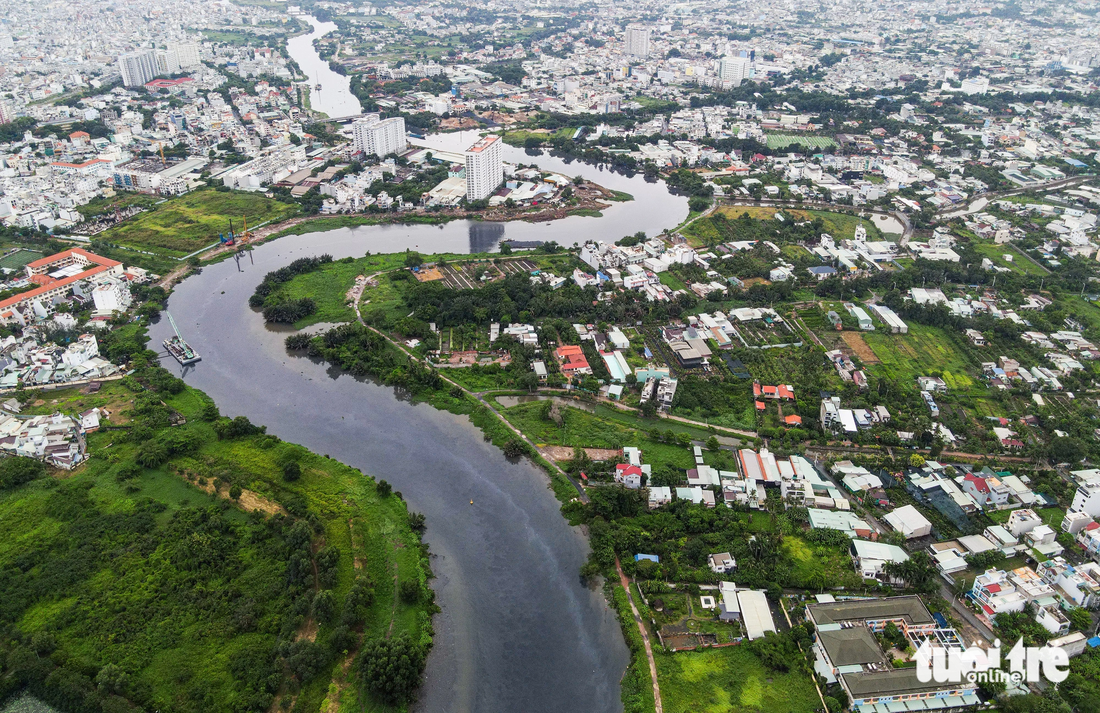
top-left (283, 461), bottom-right (302, 482)
top-left (399, 579), bottom-right (421, 603)
top-left (0, 456), bottom-right (46, 489)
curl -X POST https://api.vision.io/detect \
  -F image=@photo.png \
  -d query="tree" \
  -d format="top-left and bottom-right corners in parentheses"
top-left (503, 439), bottom-right (528, 458)
top-left (0, 456), bottom-right (45, 489)
top-left (95, 664), bottom-right (129, 695)
top-left (404, 251), bottom-right (424, 269)
top-left (229, 485), bottom-right (242, 500)
top-left (1067, 607), bottom-right (1092, 632)
top-left (359, 634), bottom-right (426, 706)
top-left (377, 479), bottom-right (392, 497)
top-left (706, 436), bottom-right (720, 452)
top-left (909, 454), bottom-right (926, 468)
top-left (283, 461), bottom-right (302, 482)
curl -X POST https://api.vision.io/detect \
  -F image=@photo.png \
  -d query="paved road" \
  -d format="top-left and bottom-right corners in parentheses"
top-left (616, 557), bottom-right (663, 713)
top-left (935, 175), bottom-right (1096, 221)
top-left (939, 583), bottom-right (995, 645)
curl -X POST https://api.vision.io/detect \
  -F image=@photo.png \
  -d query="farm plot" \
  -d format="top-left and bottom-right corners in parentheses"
top-left (863, 323), bottom-right (977, 388)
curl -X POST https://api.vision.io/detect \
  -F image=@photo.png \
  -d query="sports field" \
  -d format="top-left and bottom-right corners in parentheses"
top-left (764, 134), bottom-right (837, 150)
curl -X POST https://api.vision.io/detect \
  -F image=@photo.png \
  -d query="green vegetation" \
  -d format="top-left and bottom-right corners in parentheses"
top-left (99, 188), bottom-right (298, 256)
top-left (656, 645), bottom-right (818, 713)
top-left (764, 134), bottom-right (836, 150)
top-left (0, 332), bottom-right (435, 713)
top-left (863, 322), bottom-right (976, 389)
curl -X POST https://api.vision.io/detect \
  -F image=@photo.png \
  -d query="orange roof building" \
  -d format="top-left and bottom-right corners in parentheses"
top-left (0, 249), bottom-right (124, 315)
top-left (555, 345), bottom-right (591, 375)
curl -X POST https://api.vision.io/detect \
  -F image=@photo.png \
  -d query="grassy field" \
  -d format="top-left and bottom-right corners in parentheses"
top-left (687, 206), bottom-right (883, 244)
top-left (75, 192), bottom-right (160, 220)
top-left (764, 134), bottom-right (837, 150)
top-left (0, 376), bottom-right (434, 713)
top-left (656, 646), bottom-right (819, 713)
top-left (783, 536), bottom-right (862, 589)
top-left (862, 323), bottom-right (978, 389)
top-left (970, 241), bottom-right (1049, 276)
top-left (100, 188), bottom-right (298, 256)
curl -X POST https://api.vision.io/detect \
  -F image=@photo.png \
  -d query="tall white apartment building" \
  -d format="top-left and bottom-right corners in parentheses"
top-left (625, 26), bottom-right (650, 58)
top-left (352, 114), bottom-right (407, 158)
top-left (464, 135), bottom-right (503, 201)
top-left (167, 42), bottom-right (201, 70)
top-left (719, 56), bottom-right (751, 86)
top-left (118, 50), bottom-right (159, 87)
top-left (155, 49), bottom-right (180, 76)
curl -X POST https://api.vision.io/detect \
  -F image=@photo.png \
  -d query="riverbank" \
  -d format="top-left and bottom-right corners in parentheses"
top-left (0, 327), bottom-right (436, 713)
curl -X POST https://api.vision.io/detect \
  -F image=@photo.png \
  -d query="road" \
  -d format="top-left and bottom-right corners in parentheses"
top-left (616, 557), bottom-right (663, 713)
top-left (935, 174), bottom-right (1096, 221)
top-left (939, 583), bottom-right (995, 645)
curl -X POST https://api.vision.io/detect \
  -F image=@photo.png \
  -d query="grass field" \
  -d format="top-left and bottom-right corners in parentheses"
top-left (764, 134), bottom-right (837, 150)
top-left (75, 192), bottom-right (160, 220)
top-left (862, 323), bottom-right (977, 389)
top-left (689, 206), bottom-right (883, 243)
top-left (970, 241), bottom-right (1049, 276)
top-left (0, 249), bottom-right (44, 271)
top-left (0, 377), bottom-right (433, 713)
top-left (100, 188), bottom-right (298, 255)
top-left (656, 646), bottom-right (819, 713)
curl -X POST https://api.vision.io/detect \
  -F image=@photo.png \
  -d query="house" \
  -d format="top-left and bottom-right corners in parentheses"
top-left (615, 464), bottom-right (644, 489)
top-left (1034, 602), bottom-right (1069, 633)
top-left (850, 540), bottom-right (909, 582)
top-left (1071, 480), bottom-right (1100, 519)
top-left (966, 328), bottom-right (986, 346)
top-left (962, 473), bottom-right (1012, 509)
top-left (532, 360), bottom-right (548, 382)
top-left (708, 552), bottom-right (737, 574)
top-left (971, 569), bottom-right (1028, 614)
top-left (917, 376), bottom-right (947, 393)
top-left (883, 505), bottom-right (933, 539)
top-left (717, 582), bottom-right (776, 640)
top-left (808, 508), bottom-right (873, 538)
top-left (1006, 508), bottom-right (1044, 538)
top-left (648, 486), bottom-right (672, 509)
top-left (1062, 510), bottom-right (1096, 535)
top-left (554, 345), bottom-right (591, 377)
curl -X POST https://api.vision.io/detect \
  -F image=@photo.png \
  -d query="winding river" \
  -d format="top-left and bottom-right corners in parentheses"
top-left (154, 36), bottom-right (690, 709)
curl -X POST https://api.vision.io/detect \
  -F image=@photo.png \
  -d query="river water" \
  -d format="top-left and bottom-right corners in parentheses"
top-left (286, 16), bottom-right (362, 118)
top-left (151, 30), bottom-right (692, 710)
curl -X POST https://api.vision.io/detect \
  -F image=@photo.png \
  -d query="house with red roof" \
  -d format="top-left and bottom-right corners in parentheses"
top-left (555, 345), bottom-right (591, 377)
top-left (614, 464), bottom-right (644, 489)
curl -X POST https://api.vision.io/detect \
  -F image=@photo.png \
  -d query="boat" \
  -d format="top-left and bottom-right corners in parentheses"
top-left (315, 83), bottom-right (322, 91)
top-left (163, 311), bottom-right (201, 366)
top-left (164, 336), bottom-right (201, 366)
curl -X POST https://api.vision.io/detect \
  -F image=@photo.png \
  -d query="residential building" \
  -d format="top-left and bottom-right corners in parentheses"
top-left (707, 552), bottom-right (736, 574)
top-left (625, 25), bottom-right (650, 58)
top-left (718, 56), bottom-right (751, 86)
top-left (1070, 480), bottom-right (1100, 519)
top-left (352, 114), bottom-right (407, 158)
top-left (1007, 508), bottom-right (1043, 538)
top-left (850, 540), bottom-right (909, 582)
top-left (464, 135), bottom-right (503, 201)
top-left (883, 505), bottom-right (933, 539)
top-left (118, 49), bottom-right (159, 87)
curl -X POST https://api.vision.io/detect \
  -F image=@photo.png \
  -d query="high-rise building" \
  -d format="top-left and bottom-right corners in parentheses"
top-left (352, 114), bottom-right (407, 158)
top-left (167, 42), bottom-right (201, 70)
top-left (464, 135), bottom-right (503, 201)
top-left (625, 26), bottom-right (650, 58)
top-left (155, 49), bottom-right (180, 76)
top-left (118, 50), bottom-right (159, 87)
top-left (719, 56), bottom-right (751, 86)
top-left (0, 101), bottom-right (13, 125)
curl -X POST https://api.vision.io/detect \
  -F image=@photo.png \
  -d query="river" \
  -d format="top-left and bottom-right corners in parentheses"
top-left (286, 16), bottom-right (362, 118)
top-left (150, 29), bottom-right (693, 710)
